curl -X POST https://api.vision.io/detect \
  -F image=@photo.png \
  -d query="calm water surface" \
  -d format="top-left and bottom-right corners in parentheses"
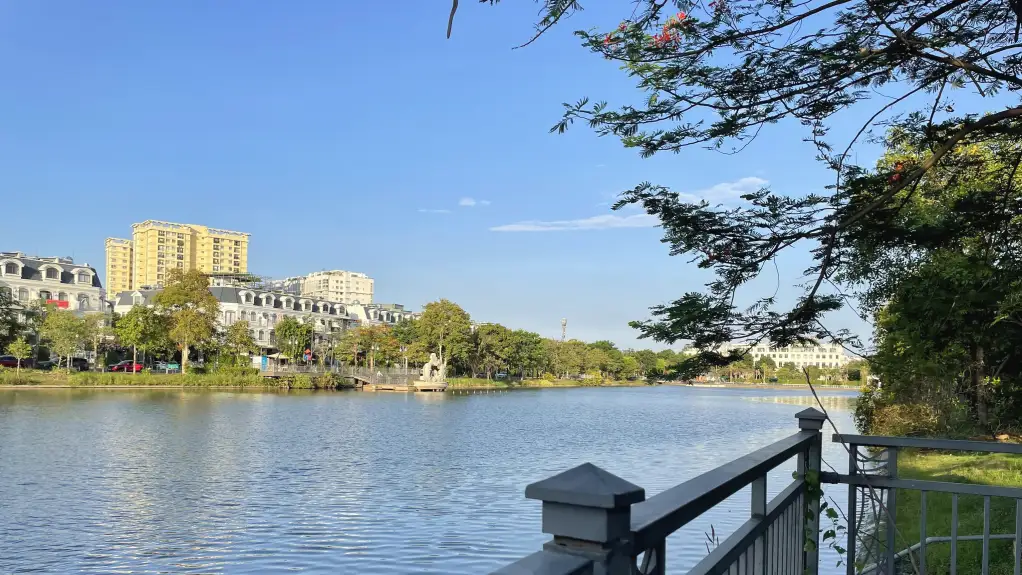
top-left (0, 386), bottom-right (856, 574)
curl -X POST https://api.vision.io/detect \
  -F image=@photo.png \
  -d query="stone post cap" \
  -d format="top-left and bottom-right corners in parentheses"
top-left (525, 462), bottom-right (645, 509)
top-left (795, 407), bottom-right (827, 430)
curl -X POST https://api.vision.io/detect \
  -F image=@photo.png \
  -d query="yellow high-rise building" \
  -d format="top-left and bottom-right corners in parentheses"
top-left (104, 220), bottom-right (250, 294)
top-left (104, 237), bottom-right (134, 296)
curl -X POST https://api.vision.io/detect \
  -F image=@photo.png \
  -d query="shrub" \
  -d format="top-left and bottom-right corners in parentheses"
top-left (214, 365), bottom-right (260, 377)
top-left (541, 372), bottom-right (556, 381)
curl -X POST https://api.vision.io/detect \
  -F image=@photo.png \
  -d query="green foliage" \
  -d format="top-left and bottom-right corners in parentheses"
top-left (5, 337), bottom-right (31, 372)
top-left (417, 299), bottom-right (472, 366)
top-left (273, 316), bottom-right (312, 361)
top-left (40, 310), bottom-right (88, 372)
top-left (222, 320), bottom-right (257, 365)
top-left (154, 269), bottom-right (220, 372)
top-left (116, 305), bottom-right (170, 362)
top-left (470, 0), bottom-right (1022, 383)
top-left (0, 288), bottom-right (22, 351)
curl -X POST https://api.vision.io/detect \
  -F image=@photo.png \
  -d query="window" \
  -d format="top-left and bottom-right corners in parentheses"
top-left (176, 262), bottom-right (183, 268)
top-left (213, 259), bottom-right (219, 264)
top-left (3, 263), bottom-right (17, 275)
top-left (176, 255), bottom-right (184, 260)
top-left (234, 240), bottom-right (240, 246)
top-left (133, 294), bottom-right (142, 305)
top-left (158, 231), bottom-right (165, 236)
top-left (78, 295), bottom-right (90, 311)
top-left (177, 248), bottom-right (184, 254)
top-left (158, 238), bottom-right (165, 244)
top-left (77, 272), bottom-right (90, 284)
top-left (245, 293), bottom-right (253, 303)
top-left (157, 274), bottom-right (164, 280)
top-left (45, 268), bottom-right (59, 280)
top-left (177, 240), bottom-right (184, 246)
top-left (213, 238), bottom-right (220, 244)
top-left (212, 266), bottom-right (220, 271)
top-left (158, 245), bottom-right (165, 252)
top-left (18, 288), bottom-right (28, 301)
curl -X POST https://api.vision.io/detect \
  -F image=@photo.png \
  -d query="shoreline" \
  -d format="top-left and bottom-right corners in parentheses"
top-left (0, 381), bottom-right (860, 391)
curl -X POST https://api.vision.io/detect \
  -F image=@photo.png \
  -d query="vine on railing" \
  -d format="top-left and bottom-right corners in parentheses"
top-left (801, 468), bottom-right (848, 575)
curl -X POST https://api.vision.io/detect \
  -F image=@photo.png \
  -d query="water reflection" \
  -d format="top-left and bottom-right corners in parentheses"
top-left (0, 386), bottom-right (857, 574)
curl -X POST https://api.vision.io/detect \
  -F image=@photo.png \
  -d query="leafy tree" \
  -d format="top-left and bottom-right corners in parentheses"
top-left (223, 320), bottom-right (257, 366)
top-left (154, 269), bottom-right (219, 372)
top-left (458, 0), bottom-right (1022, 379)
top-left (274, 316), bottom-right (312, 362)
top-left (40, 310), bottom-right (87, 373)
top-left (5, 337), bottom-right (31, 374)
top-left (417, 299), bottom-right (472, 368)
top-left (630, 349), bottom-right (658, 376)
top-left (620, 355), bottom-right (641, 380)
top-left (0, 289), bottom-right (22, 351)
top-left (116, 306), bottom-right (170, 372)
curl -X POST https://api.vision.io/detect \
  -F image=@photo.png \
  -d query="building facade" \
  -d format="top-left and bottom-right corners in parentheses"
top-left (300, 270), bottom-right (374, 304)
top-left (110, 287), bottom-right (407, 353)
top-left (104, 220), bottom-right (250, 291)
top-left (105, 238), bottom-right (134, 295)
top-left (0, 252), bottom-right (104, 312)
top-left (706, 341), bottom-right (851, 369)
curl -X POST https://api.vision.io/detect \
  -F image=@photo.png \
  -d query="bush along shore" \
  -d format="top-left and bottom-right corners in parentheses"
top-left (445, 377), bottom-right (651, 389)
top-left (0, 368), bottom-right (355, 390)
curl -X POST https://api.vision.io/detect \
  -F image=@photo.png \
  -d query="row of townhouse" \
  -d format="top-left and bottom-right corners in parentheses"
top-left (112, 286), bottom-right (418, 353)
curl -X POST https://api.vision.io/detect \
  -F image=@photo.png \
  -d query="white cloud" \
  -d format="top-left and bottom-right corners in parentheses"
top-left (681, 176), bottom-right (768, 203)
top-left (418, 208), bottom-right (451, 214)
top-left (490, 213), bottom-right (658, 232)
top-left (490, 176), bottom-right (766, 232)
top-left (459, 197), bottom-right (490, 207)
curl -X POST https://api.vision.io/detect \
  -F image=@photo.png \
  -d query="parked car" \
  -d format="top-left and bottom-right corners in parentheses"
top-left (154, 361), bottom-right (181, 372)
top-left (0, 355), bottom-right (32, 369)
top-left (35, 360), bottom-right (55, 370)
top-left (109, 360), bottom-right (144, 373)
top-left (57, 357), bottom-right (90, 372)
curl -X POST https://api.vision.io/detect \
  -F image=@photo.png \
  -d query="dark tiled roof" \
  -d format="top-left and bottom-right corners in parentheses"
top-left (0, 254), bottom-right (101, 288)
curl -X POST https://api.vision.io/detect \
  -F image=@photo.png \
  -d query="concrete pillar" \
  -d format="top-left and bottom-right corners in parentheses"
top-left (524, 462), bottom-right (645, 575)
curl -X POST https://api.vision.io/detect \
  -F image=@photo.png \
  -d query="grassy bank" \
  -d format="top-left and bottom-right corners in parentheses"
top-left (446, 377), bottom-right (649, 389)
top-left (0, 369), bottom-right (351, 389)
top-left (892, 449), bottom-right (1022, 574)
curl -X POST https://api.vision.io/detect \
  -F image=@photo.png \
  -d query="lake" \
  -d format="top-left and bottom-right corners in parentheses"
top-left (0, 386), bottom-right (857, 574)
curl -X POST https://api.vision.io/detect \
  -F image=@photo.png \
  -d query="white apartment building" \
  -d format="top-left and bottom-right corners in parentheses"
top-left (112, 286), bottom-right (358, 352)
top-left (0, 252), bottom-right (104, 313)
top-left (300, 270), bottom-right (374, 305)
top-left (703, 341), bottom-right (851, 369)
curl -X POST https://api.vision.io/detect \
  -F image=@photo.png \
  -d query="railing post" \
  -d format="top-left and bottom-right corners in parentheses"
top-left (523, 463), bottom-right (645, 575)
top-left (797, 408), bottom-right (826, 575)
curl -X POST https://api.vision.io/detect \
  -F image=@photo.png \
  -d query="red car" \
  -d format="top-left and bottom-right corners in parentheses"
top-left (109, 361), bottom-right (144, 372)
top-left (0, 355), bottom-right (32, 369)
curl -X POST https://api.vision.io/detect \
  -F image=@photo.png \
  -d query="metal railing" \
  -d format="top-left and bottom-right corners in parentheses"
top-left (493, 408), bottom-right (827, 575)
top-left (259, 365), bottom-right (417, 385)
top-left (824, 434), bottom-right (1022, 575)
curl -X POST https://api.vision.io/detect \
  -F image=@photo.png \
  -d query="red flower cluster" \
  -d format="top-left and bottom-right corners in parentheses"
top-left (654, 12), bottom-right (688, 46)
top-left (888, 161), bottom-right (906, 184)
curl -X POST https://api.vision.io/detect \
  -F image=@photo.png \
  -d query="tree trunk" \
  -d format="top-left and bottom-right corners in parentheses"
top-left (972, 343), bottom-right (989, 428)
top-left (181, 340), bottom-right (189, 373)
top-left (133, 345), bottom-right (138, 375)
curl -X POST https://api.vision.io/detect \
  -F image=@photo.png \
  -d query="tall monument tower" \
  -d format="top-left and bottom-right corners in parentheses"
top-left (561, 318), bottom-right (567, 342)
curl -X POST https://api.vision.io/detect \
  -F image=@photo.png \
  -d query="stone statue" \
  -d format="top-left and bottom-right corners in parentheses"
top-left (421, 353), bottom-right (445, 382)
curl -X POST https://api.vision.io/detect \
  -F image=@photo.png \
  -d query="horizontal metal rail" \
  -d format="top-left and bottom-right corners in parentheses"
top-left (834, 434), bottom-right (1022, 455)
top-left (630, 430), bottom-right (816, 550)
top-left (824, 473), bottom-right (1022, 499)
top-left (688, 479), bottom-right (805, 575)
top-left (858, 534), bottom-right (1017, 575)
top-left (493, 550), bottom-right (593, 575)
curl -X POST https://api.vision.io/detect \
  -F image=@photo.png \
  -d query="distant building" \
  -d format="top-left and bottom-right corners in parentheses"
top-left (348, 303), bottom-right (419, 326)
top-left (0, 252), bottom-right (103, 312)
top-left (112, 286), bottom-right (357, 352)
top-left (709, 341), bottom-right (851, 369)
top-left (104, 238), bottom-right (134, 296)
top-left (300, 270), bottom-right (374, 305)
top-left (104, 220), bottom-right (251, 290)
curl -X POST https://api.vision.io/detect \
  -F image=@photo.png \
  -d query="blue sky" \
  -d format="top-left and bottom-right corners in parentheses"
top-left (0, 1), bottom-right (876, 349)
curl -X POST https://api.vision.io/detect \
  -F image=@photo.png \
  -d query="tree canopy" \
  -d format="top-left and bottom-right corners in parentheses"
top-left (458, 0), bottom-right (1022, 379)
top-left (154, 269), bottom-right (220, 371)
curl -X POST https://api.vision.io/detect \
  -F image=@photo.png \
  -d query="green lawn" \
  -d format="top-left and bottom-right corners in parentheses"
top-left (890, 450), bottom-right (1022, 575)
